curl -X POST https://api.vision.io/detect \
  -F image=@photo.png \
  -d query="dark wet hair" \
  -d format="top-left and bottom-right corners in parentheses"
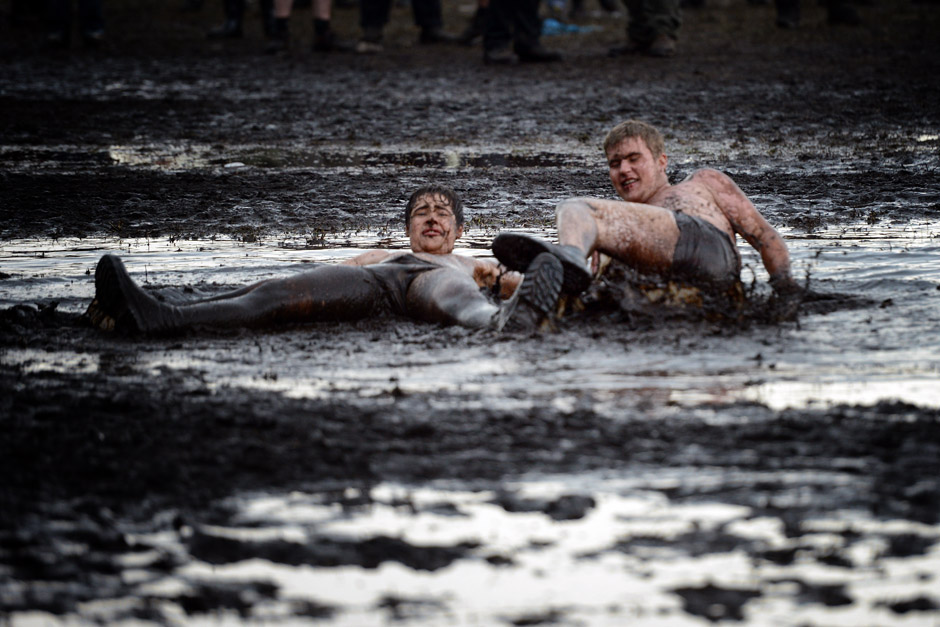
top-left (603, 120), bottom-right (665, 159)
top-left (404, 184), bottom-right (464, 227)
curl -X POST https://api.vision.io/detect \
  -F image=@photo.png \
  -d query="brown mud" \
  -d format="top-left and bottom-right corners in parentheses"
top-left (2, 0), bottom-right (940, 623)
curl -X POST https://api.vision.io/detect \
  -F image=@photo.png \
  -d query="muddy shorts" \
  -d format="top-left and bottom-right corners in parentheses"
top-left (365, 254), bottom-right (440, 316)
top-left (671, 212), bottom-right (741, 285)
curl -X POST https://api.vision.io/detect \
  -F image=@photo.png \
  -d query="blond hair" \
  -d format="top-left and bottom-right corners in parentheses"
top-left (603, 120), bottom-right (665, 158)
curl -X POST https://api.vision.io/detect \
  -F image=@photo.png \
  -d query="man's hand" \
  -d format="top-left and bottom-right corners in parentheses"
top-left (769, 274), bottom-right (804, 321)
top-left (474, 262), bottom-right (501, 291)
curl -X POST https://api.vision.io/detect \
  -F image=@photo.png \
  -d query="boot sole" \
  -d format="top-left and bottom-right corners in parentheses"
top-left (496, 252), bottom-right (564, 332)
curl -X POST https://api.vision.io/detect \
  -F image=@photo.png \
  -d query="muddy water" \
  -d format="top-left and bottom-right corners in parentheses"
top-left (3, 218), bottom-right (939, 410)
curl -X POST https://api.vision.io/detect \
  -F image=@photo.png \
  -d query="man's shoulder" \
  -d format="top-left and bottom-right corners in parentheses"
top-left (681, 169), bottom-right (748, 202)
top-left (655, 170), bottom-right (723, 202)
top-left (687, 168), bottom-right (732, 185)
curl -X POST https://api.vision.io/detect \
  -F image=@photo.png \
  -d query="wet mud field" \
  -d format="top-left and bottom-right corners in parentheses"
top-left (2, 0), bottom-right (940, 624)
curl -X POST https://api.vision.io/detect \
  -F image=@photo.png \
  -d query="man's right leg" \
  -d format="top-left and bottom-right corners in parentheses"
top-left (556, 197), bottom-right (680, 277)
top-left (87, 255), bottom-right (385, 334)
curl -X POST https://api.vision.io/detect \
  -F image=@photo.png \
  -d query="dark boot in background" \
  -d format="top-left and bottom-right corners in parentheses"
top-left (458, 6), bottom-right (487, 45)
top-left (826, 0), bottom-right (860, 24)
top-left (207, 0), bottom-right (244, 37)
top-left (313, 17), bottom-right (354, 51)
top-left (264, 16), bottom-right (289, 52)
top-left (775, 0), bottom-right (800, 27)
top-left (258, 0), bottom-right (275, 36)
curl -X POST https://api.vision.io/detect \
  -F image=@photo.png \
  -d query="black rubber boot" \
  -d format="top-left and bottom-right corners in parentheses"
top-left (458, 6), bottom-right (487, 45)
top-left (259, 0), bottom-right (275, 36)
top-left (313, 18), bottom-right (354, 51)
top-left (775, 0), bottom-right (800, 28)
top-left (207, 0), bottom-right (245, 37)
top-left (86, 255), bottom-right (183, 334)
top-left (264, 16), bottom-right (289, 53)
top-left (492, 232), bottom-right (591, 295)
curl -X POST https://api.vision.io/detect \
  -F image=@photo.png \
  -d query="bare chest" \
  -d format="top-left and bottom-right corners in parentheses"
top-left (411, 252), bottom-right (478, 275)
top-left (650, 184), bottom-right (733, 237)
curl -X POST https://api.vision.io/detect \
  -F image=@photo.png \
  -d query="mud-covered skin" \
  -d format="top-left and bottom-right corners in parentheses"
top-left (2, 0), bottom-right (940, 622)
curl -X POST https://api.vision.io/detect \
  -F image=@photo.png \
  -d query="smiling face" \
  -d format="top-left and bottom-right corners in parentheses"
top-left (406, 192), bottom-right (464, 255)
top-left (606, 136), bottom-right (670, 204)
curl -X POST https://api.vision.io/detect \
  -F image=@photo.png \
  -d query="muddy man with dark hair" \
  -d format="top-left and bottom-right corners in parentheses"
top-left (87, 185), bottom-right (563, 335)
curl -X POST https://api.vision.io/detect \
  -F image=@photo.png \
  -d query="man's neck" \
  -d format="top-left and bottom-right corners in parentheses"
top-left (639, 178), bottom-right (672, 204)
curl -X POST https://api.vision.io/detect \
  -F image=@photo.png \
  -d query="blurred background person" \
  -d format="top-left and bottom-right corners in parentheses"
top-left (482, 0), bottom-right (562, 63)
top-left (355, 0), bottom-right (457, 53)
top-left (608, 0), bottom-right (680, 57)
top-left (207, 0), bottom-right (275, 38)
top-left (266, 0), bottom-right (354, 52)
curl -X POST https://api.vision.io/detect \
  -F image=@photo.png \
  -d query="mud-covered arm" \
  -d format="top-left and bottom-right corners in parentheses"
top-left (699, 169), bottom-right (798, 292)
top-left (342, 250), bottom-right (394, 266)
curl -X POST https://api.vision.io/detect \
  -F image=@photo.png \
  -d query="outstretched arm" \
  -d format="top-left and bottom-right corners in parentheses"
top-left (697, 169), bottom-right (797, 290)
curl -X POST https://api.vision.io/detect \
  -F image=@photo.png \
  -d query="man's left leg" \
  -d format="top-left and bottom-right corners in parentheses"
top-left (404, 263), bottom-right (563, 331)
top-left (356, 0), bottom-right (390, 52)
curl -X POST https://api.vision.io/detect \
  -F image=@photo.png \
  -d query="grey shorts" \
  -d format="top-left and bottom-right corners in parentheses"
top-left (671, 212), bottom-right (741, 285)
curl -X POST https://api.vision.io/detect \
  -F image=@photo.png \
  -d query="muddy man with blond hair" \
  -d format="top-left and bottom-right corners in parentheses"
top-left (493, 119), bottom-right (801, 319)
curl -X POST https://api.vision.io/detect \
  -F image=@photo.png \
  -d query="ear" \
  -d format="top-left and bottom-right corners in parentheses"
top-left (404, 220), bottom-right (412, 235)
top-left (455, 224), bottom-right (464, 239)
top-left (659, 152), bottom-right (668, 171)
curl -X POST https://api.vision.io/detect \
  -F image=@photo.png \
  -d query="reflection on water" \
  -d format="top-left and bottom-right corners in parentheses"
top-left (103, 476), bottom-right (940, 626)
top-left (2, 221), bottom-right (939, 410)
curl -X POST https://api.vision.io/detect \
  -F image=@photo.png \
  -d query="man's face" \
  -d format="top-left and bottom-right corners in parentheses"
top-left (606, 136), bottom-right (669, 203)
top-left (406, 193), bottom-right (463, 254)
